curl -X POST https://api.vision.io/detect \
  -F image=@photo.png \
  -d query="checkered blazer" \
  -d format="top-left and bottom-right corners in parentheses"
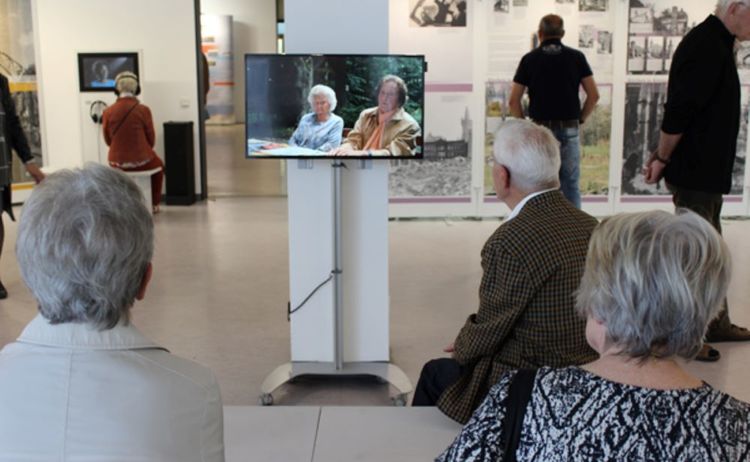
top-left (437, 190), bottom-right (598, 424)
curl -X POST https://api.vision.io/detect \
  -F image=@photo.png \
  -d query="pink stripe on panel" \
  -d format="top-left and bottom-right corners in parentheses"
top-left (425, 83), bottom-right (473, 93)
top-left (389, 197), bottom-right (471, 204)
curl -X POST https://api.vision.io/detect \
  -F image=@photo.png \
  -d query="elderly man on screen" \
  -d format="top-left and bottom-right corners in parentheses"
top-left (413, 119), bottom-right (598, 424)
top-left (0, 164), bottom-right (224, 461)
top-left (329, 74), bottom-right (420, 157)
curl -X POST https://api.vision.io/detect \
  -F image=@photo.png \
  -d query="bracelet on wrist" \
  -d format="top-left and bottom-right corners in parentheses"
top-left (654, 153), bottom-right (670, 165)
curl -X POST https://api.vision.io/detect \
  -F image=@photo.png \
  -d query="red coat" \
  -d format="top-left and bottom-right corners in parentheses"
top-left (102, 96), bottom-right (157, 167)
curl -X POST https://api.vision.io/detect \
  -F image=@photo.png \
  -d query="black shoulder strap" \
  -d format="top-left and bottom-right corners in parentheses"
top-left (502, 368), bottom-right (538, 462)
top-left (110, 101), bottom-right (140, 139)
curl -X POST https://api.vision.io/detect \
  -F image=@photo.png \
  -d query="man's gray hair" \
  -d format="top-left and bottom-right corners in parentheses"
top-left (115, 71), bottom-right (138, 95)
top-left (576, 210), bottom-right (730, 360)
top-left (16, 163), bottom-right (154, 330)
top-left (716, 0), bottom-right (749, 16)
top-left (308, 84), bottom-right (337, 112)
top-left (492, 118), bottom-right (561, 192)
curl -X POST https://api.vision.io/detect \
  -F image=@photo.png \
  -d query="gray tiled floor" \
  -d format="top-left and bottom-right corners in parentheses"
top-left (1, 124), bottom-right (748, 408)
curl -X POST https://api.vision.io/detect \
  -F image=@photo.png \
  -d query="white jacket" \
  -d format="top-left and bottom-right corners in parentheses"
top-left (0, 314), bottom-right (224, 461)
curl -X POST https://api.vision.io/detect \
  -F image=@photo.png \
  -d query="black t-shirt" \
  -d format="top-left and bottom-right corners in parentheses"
top-left (661, 15), bottom-right (740, 194)
top-left (513, 38), bottom-right (593, 121)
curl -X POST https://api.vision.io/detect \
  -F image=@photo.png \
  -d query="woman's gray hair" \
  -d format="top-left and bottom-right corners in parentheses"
top-left (717, 0), bottom-right (749, 15)
top-left (115, 71), bottom-right (139, 95)
top-left (308, 84), bottom-right (337, 112)
top-left (576, 210), bottom-right (730, 360)
top-left (492, 118), bottom-right (561, 192)
top-left (16, 163), bottom-right (153, 330)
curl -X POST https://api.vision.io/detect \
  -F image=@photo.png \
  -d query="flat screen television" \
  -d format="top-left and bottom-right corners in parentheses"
top-left (78, 52), bottom-right (139, 92)
top-left (245, 54), bottom-right (426, 159)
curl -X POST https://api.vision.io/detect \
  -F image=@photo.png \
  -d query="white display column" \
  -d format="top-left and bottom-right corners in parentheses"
top-left (260, 0), bottom-right (411, 405)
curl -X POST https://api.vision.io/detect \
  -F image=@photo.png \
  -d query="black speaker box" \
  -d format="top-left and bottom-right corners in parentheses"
top-left (163, 121), bottom-right (196, 205)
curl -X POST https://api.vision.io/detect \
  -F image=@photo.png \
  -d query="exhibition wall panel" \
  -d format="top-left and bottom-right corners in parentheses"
top-left (201, 0), bottom-right (277, 124)
top-left (33, 0), bottom-right (202, 193)
top-left (387, 0), bottom-right (750, 217)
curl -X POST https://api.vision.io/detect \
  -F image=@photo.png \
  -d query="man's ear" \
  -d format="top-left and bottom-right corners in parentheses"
top-left (498, 164), bottom-right (511, 190)
top-left (136, 263), bottom-right (153, 301)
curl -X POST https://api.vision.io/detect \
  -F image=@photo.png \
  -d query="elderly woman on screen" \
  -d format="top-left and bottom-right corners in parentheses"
top-left (0, 164), bottom-right (224, 461)
top-left (329, 74), bottom-right (420, 157)
top-left (438, 210), bottom-right (750, 461)
top-left (288, 84), bottom-right (344, 151)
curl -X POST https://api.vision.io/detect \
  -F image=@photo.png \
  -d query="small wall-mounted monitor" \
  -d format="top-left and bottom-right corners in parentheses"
top-left (245, 54), bottom-right (426, 159)
top-left (78, 52), bottom-right (139, 92)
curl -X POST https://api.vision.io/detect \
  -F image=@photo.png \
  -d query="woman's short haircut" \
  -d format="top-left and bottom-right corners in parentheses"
top-left (16, 163), bottom-right (154, 330)
top-left (377, 74), bottom-right (408, 107)
top-left (492, 118), bottom-right (561, 192)
top-left (576, 210), bottom-right (731, 360)
top-left (308, 84), bottom-right (337, 112)
top-left (115, 71), bottom-right (139, 95)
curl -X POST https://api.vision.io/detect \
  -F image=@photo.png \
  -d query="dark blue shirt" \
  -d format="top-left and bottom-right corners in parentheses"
top-left (513, 38), bottom-right (593, 121)
top-left (662, 15), bottom-right (740, 194)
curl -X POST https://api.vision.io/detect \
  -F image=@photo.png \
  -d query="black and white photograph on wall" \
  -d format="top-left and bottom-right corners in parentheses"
top-left (579, 0), bottom-right (608, 12)
top-left (621, 83), bottom-right (747, 195)
top-left (556, 0), bottom-right (575, 3)
top-left (627, 36), bottom-right (646, 72)
top-left (579, 25), bottom-right (595, 50)
top-left (737, 41), bottom-right (750, 71)
top-left (627, 0), bottom-right (712, 74)
top-left (409, 0), bottom-right (467, 27)
top-left (513, 0), bottom-right (528, 7)
top-left (390, 93), bottom-right (471, 197)
top-left (646, 36), bottom-right (665, 72)
top-left (664, 35), bottom-right (680, 69)
top-left (0, 0), bottom-right (44, 179)
top-left (493, 0), bottom-right (509, 13)
top-left (597, 30), bottom-right (612, 54)
top-left (621, 83), bottom-right (669, 195)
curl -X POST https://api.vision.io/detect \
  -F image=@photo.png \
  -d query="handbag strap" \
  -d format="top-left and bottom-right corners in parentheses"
top-left (502, 368), bottom-right (538, 462)
top-left (110, 101), bottom-right (140, 139)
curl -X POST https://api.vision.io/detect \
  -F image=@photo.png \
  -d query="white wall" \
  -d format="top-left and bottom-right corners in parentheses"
top-left (201, 0), bottom-right (277, 123)
top-left (33, 0), bottom-right (202, 193)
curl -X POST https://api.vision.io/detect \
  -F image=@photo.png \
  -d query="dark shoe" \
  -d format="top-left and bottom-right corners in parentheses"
top-left (695, 344), bottom-right (721, 362)
top-left (705, 324), bottom-right (750, 342)
top-left (0, 282), bottom-right (7, 300)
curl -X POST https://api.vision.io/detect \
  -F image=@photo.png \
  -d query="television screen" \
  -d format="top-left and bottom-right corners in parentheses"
top-left (78, 52), bottom-right (139, 92)
top-left (245, 54), bottom-right (425, 159)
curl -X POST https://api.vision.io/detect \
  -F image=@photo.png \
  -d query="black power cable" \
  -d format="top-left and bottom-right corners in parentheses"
top-left (287, 270), bottom-right (340, 320)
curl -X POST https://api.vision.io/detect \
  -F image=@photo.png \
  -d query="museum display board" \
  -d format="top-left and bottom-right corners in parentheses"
top-left (388, 0), bottom-right (750, 217)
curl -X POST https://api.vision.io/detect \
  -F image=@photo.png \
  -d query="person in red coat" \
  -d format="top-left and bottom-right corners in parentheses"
top-left (102, 72), bottom-right (164, 213)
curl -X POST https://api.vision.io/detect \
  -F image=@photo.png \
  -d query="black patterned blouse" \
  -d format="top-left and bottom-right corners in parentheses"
top-left (437, 366), bottom-right (750, 461)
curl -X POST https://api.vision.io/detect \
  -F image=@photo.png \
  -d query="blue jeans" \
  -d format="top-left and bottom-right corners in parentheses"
top-left (550, 126), bottom-right (581, 208)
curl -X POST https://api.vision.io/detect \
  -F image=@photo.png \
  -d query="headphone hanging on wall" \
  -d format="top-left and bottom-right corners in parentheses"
top-left (89, 100), bottom-right (108, 124)
top-left (113, 71), bottom-right (141, 96)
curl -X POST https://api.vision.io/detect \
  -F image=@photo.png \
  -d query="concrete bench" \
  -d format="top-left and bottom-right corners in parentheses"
top-left (224, 405), bottom-right (462, 462)
top-left (122, 167), bottom-right (161, 214)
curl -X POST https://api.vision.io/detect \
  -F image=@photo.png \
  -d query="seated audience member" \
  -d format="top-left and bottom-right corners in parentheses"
top-left (0, 164), bottom-right (224, 461)
top-left (329, 74), bottom-right (420, 157)
top-left (102, 71), bottom-right (164, 213)
top-left (413, 119), bottom-right (598, 424)
top-left (289, 84), bottom-right (344, 151)
top-left (437, 210), bottom-right (750, 461)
